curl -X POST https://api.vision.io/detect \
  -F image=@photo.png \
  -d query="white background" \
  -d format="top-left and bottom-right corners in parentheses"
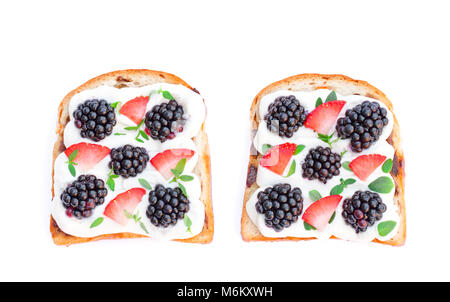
top-left (0, 0), bottom-right (449, 282)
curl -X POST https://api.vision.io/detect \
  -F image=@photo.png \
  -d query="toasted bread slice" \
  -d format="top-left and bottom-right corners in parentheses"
top-left (51, 69), bottom-right (213, 245)
top-left (241, 74), bottom-right (405, 246)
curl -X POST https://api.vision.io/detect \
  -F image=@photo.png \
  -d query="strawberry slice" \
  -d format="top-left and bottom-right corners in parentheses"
top-left (304, 101), bottom-right (346, 134)
top-left (64, 143), bottom-right (110, 172)
top-left (103, 188), bottom-right (146, 225)
top-left (302, 195), bottom-right (343, 231)
top-left (150, 149), bottom-right (195, 180)
top-left (259, 143), bottom-right (297, 175)
top-left (119, 96), bottom-right (149, 124)
top-left (349, 154), bottom-right (387, 181)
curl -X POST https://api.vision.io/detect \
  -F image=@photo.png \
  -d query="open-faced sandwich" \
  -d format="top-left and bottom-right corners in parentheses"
top-left (241, 74), bottom-right (405, 245)
top-left (51, 69), bottom-right (213, 245)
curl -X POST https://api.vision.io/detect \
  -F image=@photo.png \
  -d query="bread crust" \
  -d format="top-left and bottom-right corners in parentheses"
top-left (241, 74), bottom-right (406, 246)
top-left (51, 69), bottom-right (214, 245)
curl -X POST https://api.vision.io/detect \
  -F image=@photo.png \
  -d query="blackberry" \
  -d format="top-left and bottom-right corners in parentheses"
top-left (144, 100), bottom-right (184, 142)
top-left (336, 101), bottom-right (389, 152)
top-left (73, 99), bottom-right (117, 142)
top-left (342, 191), bottom-right (387, 233)
top-left (109, 145), bottom-right (149, 178)
top-left (60, 175), bottom-right (107, 219)
top-left (264, 95), bottom-right (307, 138)
top-left (255, 183), bottom-right (303, 232)
top-left (302, 146), bottom-right (341, 184)
top-left (146, 185), bottom-right (189, 228)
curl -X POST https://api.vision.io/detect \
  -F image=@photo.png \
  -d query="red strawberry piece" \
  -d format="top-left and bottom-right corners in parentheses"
top-left (150, 149), bottom-right (195, 180)
top-left (103, 188), bottom-right (146, 226)
top-left (304, 101), bottom-right (346, 134)
top-left (119, 96), bottom-right (149, 124)
top-left (302, 195), bottom-right (343, 231)
top-left (349, 154), bottom-right (387, 181)
top-left (64, 143), bottom-right (110, 172)
top-left (259, 143), bottom-right (297, 175)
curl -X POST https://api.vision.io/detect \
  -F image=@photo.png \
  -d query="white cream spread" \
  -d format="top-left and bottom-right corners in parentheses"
top-left (52, 83), bottom-right (206, 240)
top-left (247, 89), bottom-right (400, 242)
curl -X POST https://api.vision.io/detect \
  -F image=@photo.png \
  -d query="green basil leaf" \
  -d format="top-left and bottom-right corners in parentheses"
top-left (162, 90), bottom-right (175, 100)
top-left (139, 130), bottom-right (149, 140)
top-left (178, 182), bottom-right (188, 197)
top-left (174, 158), bottom-right (186, 176)
top-left (317, 133), bottom-right (335, 146)
top-left (284, 160), bottom-right (296, 177)
top-left (68, 163), bottom-right (76, 177)
top-left (114, 133), bottom-right (126, 136)
top-left (382, 158), bottom-right (393, 173)
top-left (171, 169), bottom-right (180, 177)
top-left (344, 178), bottom-right (356, 186)
top-left (330, 184), bottom-right (344, 195)
top-left (135, 138), bottom-right (144, 143)
top-left (262, 144), bottom-right (272, 154)
top-left (139, 221), bottom-right (149, 234)
top-left (110, 101), bottom-right (122, 110)
top-left (318, 136), bottom-right (328, 144)
top-left (304, 221), bottom-right (316, 230)
top-left (368, 176), bottom-right (394, 194)
top-left (184, 214), bottom-right (192, 233)
top-left (342, 161), bottom-right (352, 172)
top-left (318, 133), bottom-right (330, 139)
top-left (293, 145), bottom-right (305, 155)
top-left (179, 175), bottom-right (194, 182)
top-left (138, 178), bottom-right (152, 190)
top-left (137, 118), bottom-right (145, 128)
top-left (169, 174), bottom-right (178, 182)
top-left (325, 91), bottom-right (337, 102)
top-left (309, 190), bottom-right (322, 202)
top-left (106, 176), bottom-right (115, 191)
top-left (68, 149), bottom-right (78, 162)
top-left (315, 97), bottom-right (323, 108)
top-left (90, 217), bottom-right (104, 228)
top-left (377, 220), bottom-right (397, 236)
top-left (330, 137), bottom-right (340, 145)
top-left (124, 126), bottom-right (138, 131)
top-left (123, 209), bottom-right (132, 219)
top-left (328, 211), bottom-right (336, 224)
